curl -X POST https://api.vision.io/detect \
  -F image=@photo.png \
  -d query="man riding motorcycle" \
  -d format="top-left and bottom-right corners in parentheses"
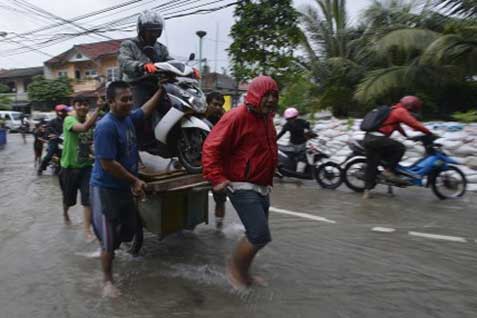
top-left (118, 10), bottom-right (172, 150)
top-left (37, 104), bottom-right (68, 175)
top-left (276, 107), bottom-right (315, 173)
top-left (362, 96), bottom-right (433, 199)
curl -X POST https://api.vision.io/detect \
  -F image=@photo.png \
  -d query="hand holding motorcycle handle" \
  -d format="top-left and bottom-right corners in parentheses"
top-left (143, 63), bottom-right (158, 74)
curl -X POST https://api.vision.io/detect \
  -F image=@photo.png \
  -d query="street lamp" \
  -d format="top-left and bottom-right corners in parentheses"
top-left (196, 30), bottom-right (207, 86)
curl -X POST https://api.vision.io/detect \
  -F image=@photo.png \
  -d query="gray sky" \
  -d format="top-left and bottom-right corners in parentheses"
top-left (0, 0), bottom-right (370, 71)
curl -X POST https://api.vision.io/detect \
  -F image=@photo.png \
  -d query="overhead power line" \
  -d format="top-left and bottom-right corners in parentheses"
top-left (0, 0), bottom-right (244, 58)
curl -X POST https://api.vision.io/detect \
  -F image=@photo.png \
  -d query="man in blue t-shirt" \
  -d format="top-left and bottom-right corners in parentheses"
top-left (90, 80), bottom-right (163, 298)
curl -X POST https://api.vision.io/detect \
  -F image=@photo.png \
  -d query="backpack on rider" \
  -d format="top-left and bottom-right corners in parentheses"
top-left (360, 105), bottom-right (391, 132)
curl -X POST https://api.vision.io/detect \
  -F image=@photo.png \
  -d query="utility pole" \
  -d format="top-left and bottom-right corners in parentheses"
top-left (196, 30), bottom-right (207, 87)
top-left (214, 23), bottom-right (219, 73)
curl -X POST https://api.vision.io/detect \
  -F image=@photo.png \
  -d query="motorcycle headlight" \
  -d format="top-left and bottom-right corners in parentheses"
top-left (188, 96), bottom-right (207, 113)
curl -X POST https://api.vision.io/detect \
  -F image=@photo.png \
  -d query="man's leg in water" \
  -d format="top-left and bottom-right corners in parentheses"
top-left (59, 168), bottom-right (77, 224)
top-left (80, 167), bottom-right (94, 240)
top-left (228, 190), bottom-right (271, 288)
top-left (91, 186), bottom-right (121, 297)
top-left (212, 191), bottom-right (226, 229)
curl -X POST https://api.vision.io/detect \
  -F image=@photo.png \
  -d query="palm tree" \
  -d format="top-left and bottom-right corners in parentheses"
top-left (434, 0), bottom-right (477, 18)
top-left (301, 0), bottom-right (350, 60)
top-left (354, 2), bottom-right (477, 107)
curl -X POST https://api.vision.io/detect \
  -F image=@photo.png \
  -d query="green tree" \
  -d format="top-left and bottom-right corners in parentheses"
top-left (0, 95), bottom-right (12, 110)
top-left (228, 0), bottom-right (303, 84)
top-left (0, 83), bottom-right (11, 93)
top-left (27, 75), bottom-right (73, 102)
top-left (434, 0), bottom-right (477, 18)
top-left (300, 0), bottom-right (365, 116)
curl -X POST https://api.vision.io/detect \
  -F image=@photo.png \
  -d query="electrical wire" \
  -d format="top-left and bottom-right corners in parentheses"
top-left (0, 0), bottom-right (244, 58)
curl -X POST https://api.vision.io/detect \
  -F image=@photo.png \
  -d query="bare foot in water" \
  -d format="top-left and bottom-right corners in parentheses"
top-left (64, 216), bottom-right (72, 226)
top-left (226, 261), bottom-right (249, 291)
top-left (248, 275), bottom-right (268, 287)
top-left (84, 230), bottom-right (95, 242)
top-left (102, 281), bottom-right (121, 298)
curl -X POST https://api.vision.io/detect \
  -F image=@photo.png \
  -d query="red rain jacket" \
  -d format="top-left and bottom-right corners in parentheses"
top-left (202, 76), bottom-right (278, 187)
top-left (378, 103), bottom-right (432, 137)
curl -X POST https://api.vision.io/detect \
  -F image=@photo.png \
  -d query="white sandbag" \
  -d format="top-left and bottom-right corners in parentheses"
top-left (442, 131), bottom-right (467, 141)
top-left (438, 140), bottom-right (463, 150)
top-left (464, 157), bottom-right (477, 169)
top-left (454, 145), bottom-right (477, 157)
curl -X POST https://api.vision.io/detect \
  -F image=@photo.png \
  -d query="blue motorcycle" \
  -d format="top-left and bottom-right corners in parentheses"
top-left (342, 135), bottom-right (467, 199)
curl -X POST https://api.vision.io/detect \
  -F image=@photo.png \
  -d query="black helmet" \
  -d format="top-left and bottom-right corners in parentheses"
top-left (137, 11), bottom-right (164, 37)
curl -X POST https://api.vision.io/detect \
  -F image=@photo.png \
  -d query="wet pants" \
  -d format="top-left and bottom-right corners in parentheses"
top-left (363, 134), bottom-right (405, 190)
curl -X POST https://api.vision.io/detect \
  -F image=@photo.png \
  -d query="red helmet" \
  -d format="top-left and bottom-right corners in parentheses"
top-left (400, 96), bottom-right (423, 112)
top-left (55, 104), bottom-right (67, 112)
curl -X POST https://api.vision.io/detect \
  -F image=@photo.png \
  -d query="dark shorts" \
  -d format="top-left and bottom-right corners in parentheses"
top-left (228, 190), bottom-right (271, 247)
top-left (59, 167), bottom-right (92, 207)
top-left (91, 186), bottom-right (138, 253)
top-left (212, 191), bottom-right (227, 204)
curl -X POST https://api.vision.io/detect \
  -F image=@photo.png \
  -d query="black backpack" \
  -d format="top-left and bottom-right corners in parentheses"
top-left (360, 105), bottom-right (391, 132)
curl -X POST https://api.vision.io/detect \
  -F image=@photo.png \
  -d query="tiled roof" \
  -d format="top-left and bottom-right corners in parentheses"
top-left (0, 66), bottom-right (43, 79)
top-left (45, 38), bottom-right (128, 65)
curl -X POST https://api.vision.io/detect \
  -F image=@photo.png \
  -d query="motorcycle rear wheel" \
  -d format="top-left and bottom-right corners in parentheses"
top-left (431, 166), bottom-right (467, 200)
top-left (342, 158), bottom-right (373, 192)
top-left (315, 162), bottom-right (343, 189)
top-left (177, 128), bottom-right (208, 174)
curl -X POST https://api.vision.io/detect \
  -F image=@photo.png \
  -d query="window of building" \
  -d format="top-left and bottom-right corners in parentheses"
top-left (84, 69), bottom-right (97, 78)
top-left (76, 53), bottom-right (82, 59)
top-left (58, 70), bottom-right (68, 78)
top-left (106, 68), bottom-right (120, 82)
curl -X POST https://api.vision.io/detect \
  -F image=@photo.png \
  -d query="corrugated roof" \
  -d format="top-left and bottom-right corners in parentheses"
top-left (45, 38), bottom-right (128, 65)
top-left (0, 66), bottom-right (43, 79)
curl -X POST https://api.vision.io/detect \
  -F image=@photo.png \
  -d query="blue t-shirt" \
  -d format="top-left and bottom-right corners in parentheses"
top-left (90, 109), bottom-right (144, 190)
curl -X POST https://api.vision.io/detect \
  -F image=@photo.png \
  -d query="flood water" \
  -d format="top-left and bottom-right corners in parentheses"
top-left (1, 134), bottom-right (477, 318)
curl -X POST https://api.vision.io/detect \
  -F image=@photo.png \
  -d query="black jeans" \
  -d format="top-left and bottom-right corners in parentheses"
top-left (38, 141), bottom-right (60, 172)
top-left (363, 134), bottom-right (405, 190)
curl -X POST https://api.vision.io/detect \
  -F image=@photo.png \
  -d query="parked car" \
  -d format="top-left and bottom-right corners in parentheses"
top-left (0, 111), bottom-right (24, 132)
top-left (29, 112), bottom-right (56, 125)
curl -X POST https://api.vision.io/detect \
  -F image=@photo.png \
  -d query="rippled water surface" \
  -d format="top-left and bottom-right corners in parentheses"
top-left (1, 134), bottom-right (477, 318)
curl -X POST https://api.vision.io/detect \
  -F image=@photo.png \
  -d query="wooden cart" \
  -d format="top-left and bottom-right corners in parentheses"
top-left (129, 168), bottom-right (211, 254)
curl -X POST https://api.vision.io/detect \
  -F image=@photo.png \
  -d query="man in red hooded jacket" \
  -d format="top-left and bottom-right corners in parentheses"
top-left (202, 75), bottom-right (279, 289)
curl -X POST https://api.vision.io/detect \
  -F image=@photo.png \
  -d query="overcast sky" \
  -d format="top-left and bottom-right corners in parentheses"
top-left (0, 0), bottom-right (370, 71)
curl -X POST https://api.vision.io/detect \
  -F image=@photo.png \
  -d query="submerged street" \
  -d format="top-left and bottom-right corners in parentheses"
top-left (1, 134), bottom-right (476, 318)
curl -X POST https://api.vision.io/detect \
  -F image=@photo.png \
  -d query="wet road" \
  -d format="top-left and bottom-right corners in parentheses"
top-left (1, 134), bottom-right (476, 318)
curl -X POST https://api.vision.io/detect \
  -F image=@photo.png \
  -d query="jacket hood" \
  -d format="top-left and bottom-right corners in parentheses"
top-left (244, 76), bottom-right (278, 110)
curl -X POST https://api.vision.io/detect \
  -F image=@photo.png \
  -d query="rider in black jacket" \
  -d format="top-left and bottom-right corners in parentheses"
top-left (37, 105), bottom-right (67, 175)
top-left (277, 107), bottom-right (314, 173)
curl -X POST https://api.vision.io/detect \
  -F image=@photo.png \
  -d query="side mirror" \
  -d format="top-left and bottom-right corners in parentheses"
top-left (188, 53), bottom-right (195, 61)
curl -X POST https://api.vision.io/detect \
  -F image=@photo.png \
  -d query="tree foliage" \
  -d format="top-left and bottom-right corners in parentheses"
top-left (0, 83), bottom-right (11, 94)
top-left (228, 0), bottom-right (303, 84)
top-left (27, 75), bottom-right (73, 102)
top-left (0, 95), bottom-right (12, 110)
top-left (434, 0), bottom-right (477, 18)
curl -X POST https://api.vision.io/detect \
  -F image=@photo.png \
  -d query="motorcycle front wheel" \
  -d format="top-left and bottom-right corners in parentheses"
top-left (431, 166), bottom-right (467, 200)
top-left (315, 162), bottom-right (343, 189)
top-left (177, 128), bottom-right (208, 174)
top-left (342, 158), bottom-right (372, 192)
